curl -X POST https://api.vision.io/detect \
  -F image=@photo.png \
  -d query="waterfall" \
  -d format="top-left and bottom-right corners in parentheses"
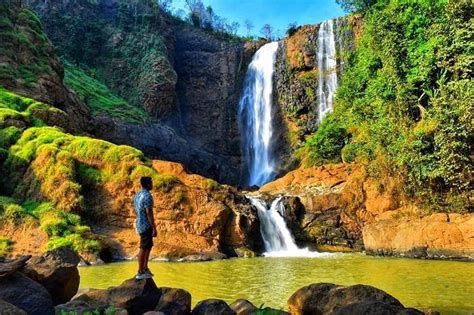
top-left (238, 42), bottom-right (279, 187)
top-left (249, 196), bottom-right (334, 258)
top-left (317, 19), bottom-right (339, 122)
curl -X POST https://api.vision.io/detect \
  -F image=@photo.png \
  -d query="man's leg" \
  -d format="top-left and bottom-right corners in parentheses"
top-left (144, 248), bottom-right (151, 270)
top-left (138, 248), bottom-right (145, 272)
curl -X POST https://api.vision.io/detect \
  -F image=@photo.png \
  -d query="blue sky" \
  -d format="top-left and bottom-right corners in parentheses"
top-left (171, 0), bottom-right (346, 37)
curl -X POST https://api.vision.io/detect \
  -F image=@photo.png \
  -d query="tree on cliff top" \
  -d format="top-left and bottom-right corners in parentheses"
top-left (336, 0), bottom-right (378, 12)
top-left (260, 23), bottom-right (273, 40)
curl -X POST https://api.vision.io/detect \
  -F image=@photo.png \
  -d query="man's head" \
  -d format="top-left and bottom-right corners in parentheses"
top-left (140, 177), bottom-right (153, 190)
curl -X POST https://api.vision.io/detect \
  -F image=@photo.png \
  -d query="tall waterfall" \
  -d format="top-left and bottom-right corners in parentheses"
top-left (238, 42), bottom-right (279, 187)
top-left (317, 19), bottom-right (339, 122)
top-left (249, 196), bottom-right (333, 258)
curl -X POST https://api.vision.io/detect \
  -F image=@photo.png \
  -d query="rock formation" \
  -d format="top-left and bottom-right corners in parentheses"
top-left (260, 164), bottom-right (474, 260)
top-left (287, 283), bottom-right (422, 315)
top-left (22, 247), bottom-right (81, 305)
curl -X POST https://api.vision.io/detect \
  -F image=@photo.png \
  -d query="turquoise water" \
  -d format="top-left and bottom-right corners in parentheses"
top-left (79, 253), bottom-right (474, 314)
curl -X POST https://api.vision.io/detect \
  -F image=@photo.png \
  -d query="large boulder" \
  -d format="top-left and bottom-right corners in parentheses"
top-left (22, 246), bottom-right (80, 305)
top-left (229, 299), bottom-right (257, 315)
top-left (155, 287), bottom-right (192, 315)
top-left (0, 299), bottom-right (27, 315)
top-left (74, 278), bottom-right (161, 315)
top-left (287, 283), bottom-right (407, 315)
top-left (333, 301), bottom-right (423, 315)
top-left (0, 272), bottom-right (54, 315)
top-left (192, 299), bottom-right (236, 315)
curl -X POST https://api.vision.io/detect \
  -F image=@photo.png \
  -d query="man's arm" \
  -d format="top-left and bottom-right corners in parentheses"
top-left (146, 206), bottom-right (157, 237)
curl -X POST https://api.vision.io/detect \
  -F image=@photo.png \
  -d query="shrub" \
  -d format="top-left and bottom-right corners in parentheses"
top-left (303, 114), bottom-right (349, 166)
top-left (0, 237), bottom-right (13, 257)
top-left (201, 178), bottom-right (220, 191)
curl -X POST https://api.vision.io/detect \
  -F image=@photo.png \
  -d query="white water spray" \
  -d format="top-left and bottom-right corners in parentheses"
top-left (249, 196), bottom-right (334, 258)
top-left (317, 19), bottom-right (339, 122)
top-left (238, 42), bottom-right (279, 187)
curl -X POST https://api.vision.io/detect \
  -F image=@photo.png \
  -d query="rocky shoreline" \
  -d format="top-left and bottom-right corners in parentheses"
top-left (0, 247), bottom-right (434, 315)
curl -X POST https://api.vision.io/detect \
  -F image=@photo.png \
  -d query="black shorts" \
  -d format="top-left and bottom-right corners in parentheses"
top-left (139, 228), bottom-right (153, 249)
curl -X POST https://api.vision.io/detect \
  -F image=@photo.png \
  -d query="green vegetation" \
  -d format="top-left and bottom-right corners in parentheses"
top-left (41, 0), bottom-right (176, 119)
top-left (0, 4), bottom-right (51, 86)
top-left (0, 88), bottom-right (178, 255)
top-left (202, 178), bottom-right (220, 191)
top-left (63, 62), bottom-right (148, 124)
top-left (304, 0), bottom-right (473, 212)
top-left (0, 237), bottom-right (13, 257)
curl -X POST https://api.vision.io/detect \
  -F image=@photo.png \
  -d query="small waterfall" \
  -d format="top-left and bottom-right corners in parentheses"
top-left (317, 19), bottom-right (339, 122)
top-left (238, 42), bottom-right (279, 187)
top-left (249, 196), bottom-right (334, 258)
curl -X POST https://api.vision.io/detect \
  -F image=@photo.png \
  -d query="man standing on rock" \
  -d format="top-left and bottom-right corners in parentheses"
top-left (133, 176), bottom-right (157, 279)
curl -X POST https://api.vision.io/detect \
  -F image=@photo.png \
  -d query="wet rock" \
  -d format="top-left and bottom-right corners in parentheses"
top-left (192, 299), bottom-right (236, 315)
top-left (0, 272), bottom-right (54, 315)
top-left (234, 247), bottom-right (257, 258)
top-left (178, 252), bottom-right (227, 262)
top-left (287, 283), bottom-right (406, 315)
top-left (155, 287), bottom-right (191, 315)
top-left (22, 246), bottom-right (80, 305)
top-left (230, 299), bottom-right (257, 315)
top-left (0, 299), bottom-right (27, 315)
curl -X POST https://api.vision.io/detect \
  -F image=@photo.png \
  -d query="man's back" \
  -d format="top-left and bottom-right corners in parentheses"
top-left (133, 189), bottom-right (153, 234)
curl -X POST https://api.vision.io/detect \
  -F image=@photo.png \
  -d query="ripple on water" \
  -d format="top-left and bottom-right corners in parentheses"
top-left (79, 253), bottom-right (474, 314)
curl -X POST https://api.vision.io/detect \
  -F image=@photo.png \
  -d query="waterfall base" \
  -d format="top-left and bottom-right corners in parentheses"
top-left (249, 196), bottom-right (336, 258)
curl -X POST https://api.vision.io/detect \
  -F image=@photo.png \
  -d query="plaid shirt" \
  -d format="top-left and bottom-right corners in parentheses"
top-left (133, 189), bottom-right (153, 234)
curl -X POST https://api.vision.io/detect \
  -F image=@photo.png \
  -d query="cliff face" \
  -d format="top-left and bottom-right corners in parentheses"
top-left (173, 26), bottom-right (258, 183)
top-left (0, 0), bottom-right (90, 133)
top-left (273, 16), bottom-right (362, 171)
top-left (27, 0), bottom-right (258, 184)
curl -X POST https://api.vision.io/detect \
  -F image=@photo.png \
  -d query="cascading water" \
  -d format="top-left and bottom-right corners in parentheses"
top-left (249, 196), bottom-right (333, 258)
top-left (238, 42), bottom-right (279, 187)
top-left (317, 19), bottom-right (339, 122)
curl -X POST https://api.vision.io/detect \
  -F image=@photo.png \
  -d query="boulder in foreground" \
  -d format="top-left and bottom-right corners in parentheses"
top-left (0, 272), bottom-right (54, 315)
top-left (287, 283), bottom-right (415, 315)
top-left (0, 299), bottom-right (27, 315)
top-left (22, 246), bottom-right (80, 305)
top-left (192, 299), bottom-right (236, 315)
top-left (155, 287), bottom-right (192, 315)
top-left (74, 278), bottom-right (161, 315)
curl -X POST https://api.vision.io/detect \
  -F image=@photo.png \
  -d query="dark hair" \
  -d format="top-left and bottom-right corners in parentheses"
top-left (140, 177), bottom-right (152, 188)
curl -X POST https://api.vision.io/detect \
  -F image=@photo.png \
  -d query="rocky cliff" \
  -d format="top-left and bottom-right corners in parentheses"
top-left (273, 16), bottom-right (362, 171)
top-left (0, 0), bottom-right (90, 133)
top-left (27, 0), bottom-right (260, 184)
top-left (259, 164), bottom-right (474, 260)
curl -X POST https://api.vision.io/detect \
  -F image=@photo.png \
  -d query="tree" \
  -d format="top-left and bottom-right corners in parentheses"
top-left (244, 19), bottom-right (254, 37)
top-left (260, 23), bottom-right (273, 40)
top-left (230, 21), bottom-right (240, 35)
top-left (286, 22), bottom-right (298, 36)
top-left (157, 0), bottom-right (173, 12)
top-left (185, 0), bottom-right (205, 27)
top-left (336, 0), bottom-right (377, 12)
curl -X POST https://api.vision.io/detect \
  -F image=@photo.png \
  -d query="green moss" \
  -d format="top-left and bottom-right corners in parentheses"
top-left (63, 61), bottom-right (148, 124)
top-left (0, 237), bottom-right (13, 257)
top-left (202, 178), bottom-right (220, 191)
